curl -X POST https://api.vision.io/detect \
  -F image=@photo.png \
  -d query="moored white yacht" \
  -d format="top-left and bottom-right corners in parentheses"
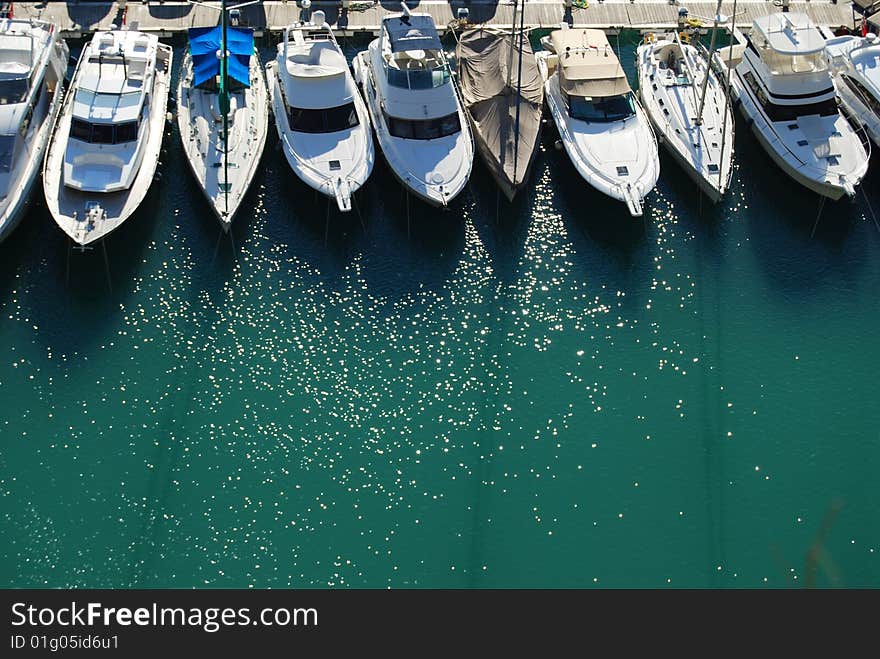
top-left (352, 5), bottom-right (473, 207)
top-left (537, 27), bottom-right (659, 216)
top-left (267, 11), bottom-right (373, 212)
top-left (728, 12), bottom-right (869, 199)
top-left (43, 28), bottom-right (172, 246)
top-left (0, 18), bottom-right (68, 242)
top-left (824, 31), bottom-right (880, 148)
top-left (637, 29), bottom-right (734, 202)
top-left (177, 6), bottom-right (268, 230)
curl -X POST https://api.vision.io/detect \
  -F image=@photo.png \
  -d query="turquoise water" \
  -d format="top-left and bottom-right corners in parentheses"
top-left (1, 34), bottom-right (878, 588)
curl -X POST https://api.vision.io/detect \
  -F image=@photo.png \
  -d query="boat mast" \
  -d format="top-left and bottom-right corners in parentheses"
top-left (696, 0), bottom-right (725, 125)
top-left (511, 0), bottom-right (526, 187)
top-left (220, 0), bottom-right (230, 217)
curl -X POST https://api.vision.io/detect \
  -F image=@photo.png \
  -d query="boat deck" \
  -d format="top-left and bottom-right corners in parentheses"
top-left (11, 1), bottom-right (861, 38)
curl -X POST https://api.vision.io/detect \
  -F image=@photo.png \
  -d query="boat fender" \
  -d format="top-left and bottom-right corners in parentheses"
top-left (166, 111), bottom-right (173, 123)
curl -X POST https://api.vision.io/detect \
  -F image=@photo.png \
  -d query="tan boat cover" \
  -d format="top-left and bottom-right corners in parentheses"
top-left (456, 29), bottom-right (543, 197)
top-left (550, 28), bottom-right (630, 98)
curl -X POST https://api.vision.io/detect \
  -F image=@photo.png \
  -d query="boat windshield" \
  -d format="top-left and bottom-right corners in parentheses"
top-left (385, 53), bottom-right (451, 90)
top-left (0, 77), bottom-right (29, 105)
top-left (384, 111), bottom-right (460, 140)
top-left (70, 118), bottom-right (140, 144)
top-left (0, 134), bottom-right (15, 172)
top-left (751, 39), bottom-right (828, 75)
top-left (568, 92), bottom-right (636, 122)
top-left (287, 103), bottom-right (359, 134)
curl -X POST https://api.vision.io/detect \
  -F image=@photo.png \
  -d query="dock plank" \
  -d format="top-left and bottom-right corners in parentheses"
top-left (12, 1), bottom-right (861, 36)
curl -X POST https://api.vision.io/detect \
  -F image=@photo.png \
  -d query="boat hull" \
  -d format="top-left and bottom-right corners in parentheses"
top-left (0, 22), bottom-right (68, 243)
top-left (43, 40), bottom-right (173, 246)
top-left (267, 51), bottom-right (374, 213)
top-left (176, 50), bottom-right (269, 230)
top-left (352, 49), bottom-right (473, 208)
top-left (636, 39), bottom-right (734, 204)
top-left (729, 52), bottom-right (868, 201)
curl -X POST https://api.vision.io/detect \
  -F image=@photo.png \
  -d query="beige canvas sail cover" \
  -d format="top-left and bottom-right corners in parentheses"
top-left (550, 29), bottom-right (631, 98)
top-left (456, 29), bottom-right (543, 196)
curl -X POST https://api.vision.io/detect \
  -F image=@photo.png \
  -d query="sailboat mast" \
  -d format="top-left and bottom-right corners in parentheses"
top-left (220, 0), bottom-right (230, 217)
top-left (511, 0), bottom-right (526, 187)
top-left (506, 0), bottom-right (518, 90)
top-left (696, 0), bottom-right (724, 124)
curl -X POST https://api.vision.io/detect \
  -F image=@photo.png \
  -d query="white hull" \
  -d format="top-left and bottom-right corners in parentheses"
top-left (177, 50), bottom-right (269, 230)
top-left (0, 21), bottom-right (68, 242)
top-left (266, 50), bottom-right (374, 213)
top-left (43, 39), bottom-right (173, 246)
top-left (352, 48), bottom-right (473, 208)
top-left (825, 35), bottom-right (880, 148)
top-left (730, 65), bottom-right (868, 200)
top-left (537, 51), bottom-right (659, 217)
top-left (637, 38), bottom-right (734, 203)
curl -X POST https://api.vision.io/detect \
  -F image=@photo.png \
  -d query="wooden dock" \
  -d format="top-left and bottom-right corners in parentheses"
top-left (9, 0), bottom-right (861, 37)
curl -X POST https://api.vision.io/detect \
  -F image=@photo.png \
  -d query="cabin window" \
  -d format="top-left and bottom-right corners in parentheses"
top-left (840, 74), bottom-right (880, 118)
top-left (742, 71), bottom-right (838, 122)
top-left (0, 77), bottom-right (29, 105)
top-left (70, 118), bottom-right (141, 144)
top-left (384, 111), bottom-right (461, 140)
top-left (0, 134), bottom-right (15, 172)
top-left (287, 103), bottom-right (359, 133)
top-left (566, 92), bottom-right (636, 123)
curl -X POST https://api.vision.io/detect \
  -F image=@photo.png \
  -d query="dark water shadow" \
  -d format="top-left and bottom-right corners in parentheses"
top-left (538, 132), bottom-right (648, 298)
top-left (735, 115), bottom-right (871, 297)
top-left (449, 0), bottom-right (499, 24)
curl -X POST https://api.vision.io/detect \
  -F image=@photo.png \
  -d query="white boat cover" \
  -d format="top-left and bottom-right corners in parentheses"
top-left (456, 29), bottom-right (543, 194)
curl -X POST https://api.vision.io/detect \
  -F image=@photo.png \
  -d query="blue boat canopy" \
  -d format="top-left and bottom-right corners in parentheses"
top-left (188, 25), bottom-right (254, 89)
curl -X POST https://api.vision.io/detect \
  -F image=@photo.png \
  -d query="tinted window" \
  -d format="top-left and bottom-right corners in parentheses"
top-left (841, 74), bottom-right (880, 117)
top-left (70, 118), bottom-right (140, 144)
top-left (0, 77), bottom-right (29, 105)
top-left (0, 134), bottom-right (15, 172)
top-left (288, 103), bottom-right (359, 134)
top-left (113, 121), bottom-right (139, 143)
top-left (385, 112), bottom-right (461, 140)
top-left (743, 71), bottom-right (838, 122)
top-left (71, 118), bottom-right (92, 142)
top-left (568, 93), bottom-right (636, 122)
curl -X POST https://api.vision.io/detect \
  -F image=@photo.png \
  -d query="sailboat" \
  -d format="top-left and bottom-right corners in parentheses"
top-left (454, 0), bottom-right (543, 202)
top-left (43, 27), bottom-right (173, 246)
top-left (177, 0), bottom-right (268, 230)
top-left (0, 17), bottom-right (68, 242)
top-left (636, 7), bottom-right (735, 201)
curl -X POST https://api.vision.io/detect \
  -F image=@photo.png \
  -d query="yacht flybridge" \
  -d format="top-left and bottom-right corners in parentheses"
top-left (729, 13), bottom-right (869, 199)
top-left (824, 31), bottom-right (880, 148)
top-left (0, 18), bottom-right (68, 242)
top-left (43, 28), bottom-right (172, 246)
top-left (637, 24), bottom-right (734, 202)
top-left (537, 27), bottom-right (659, 217)
top-left (353, 5), bottom-right (473, 207)
top-left (267, 11), bottom-right (374, 212)
top-left (177, 1), bottom-right (268, 230)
